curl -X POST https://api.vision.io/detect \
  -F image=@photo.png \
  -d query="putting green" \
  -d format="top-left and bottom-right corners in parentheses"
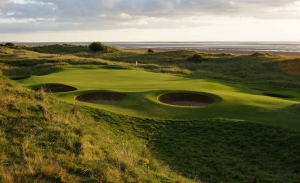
top-left (18, 66), bottom-right (300, 130)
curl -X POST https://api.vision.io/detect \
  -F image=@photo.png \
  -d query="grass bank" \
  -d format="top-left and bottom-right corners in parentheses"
top-left (0, 73), bottom-right (195, 182)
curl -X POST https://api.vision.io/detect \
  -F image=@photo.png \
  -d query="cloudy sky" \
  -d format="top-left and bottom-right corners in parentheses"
top-left (0, 0), bottom-right (300, 42)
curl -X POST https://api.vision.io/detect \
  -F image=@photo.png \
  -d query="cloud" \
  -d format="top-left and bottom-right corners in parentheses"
top-left (0, 0), bottom-right (300, 33)
top-left (2, 0), bottom-right (300, 19)
top-left (0, 0), bottom-right (9, 5)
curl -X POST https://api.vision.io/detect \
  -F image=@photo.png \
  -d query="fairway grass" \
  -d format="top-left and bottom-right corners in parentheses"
top-left (18, 66), bottom-right (300, 131)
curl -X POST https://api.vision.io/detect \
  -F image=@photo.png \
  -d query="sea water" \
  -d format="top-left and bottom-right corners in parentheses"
top-left (16, 42), bottom-right (300, 52)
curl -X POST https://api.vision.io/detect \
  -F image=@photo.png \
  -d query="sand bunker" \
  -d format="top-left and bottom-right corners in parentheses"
top-left (158, 92), bottom-right (215, 107)
top-left (34, 84), bottom-right (77, 93)
top-left (262, 92), bottom-right (293, 99)
top-left (76, 92), bottom-right (127, 104)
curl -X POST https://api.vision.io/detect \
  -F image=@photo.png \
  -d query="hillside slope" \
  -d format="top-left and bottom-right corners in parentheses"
top-left (0, 73), bottom-right (193, 183)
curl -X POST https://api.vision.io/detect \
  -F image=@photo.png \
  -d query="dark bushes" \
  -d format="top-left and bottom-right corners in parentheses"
top-left (187, 54), bottom-right (203, 63)
top-left (148, 49), bottom-right (154, 53)
top-left (33, 48), bottom-right (43, 53)
top-left (5, 42), bottom-right (15, 47)
top-left (89, 42), bottom-right (122, 53)
top-left (89, 42), bottom-right (107, 52)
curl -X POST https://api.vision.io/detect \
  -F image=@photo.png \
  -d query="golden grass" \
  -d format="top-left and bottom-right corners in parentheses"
top-left (279, 58), bottom-right (300, 76)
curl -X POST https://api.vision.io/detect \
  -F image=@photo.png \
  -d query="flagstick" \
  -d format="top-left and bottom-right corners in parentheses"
top-left (136, 61), bottom-right (138, 74)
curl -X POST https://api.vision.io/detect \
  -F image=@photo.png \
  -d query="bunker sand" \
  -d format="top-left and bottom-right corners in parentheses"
top-left (158, 92), bottom-right (215, 107)
top-left (34, 84), bottom-right (77, 93)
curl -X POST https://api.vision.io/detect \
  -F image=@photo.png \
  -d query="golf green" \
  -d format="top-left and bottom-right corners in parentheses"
top-left (18, 66), bottom-right (300, 130)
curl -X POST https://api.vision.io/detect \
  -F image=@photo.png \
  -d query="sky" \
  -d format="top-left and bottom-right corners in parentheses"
top-left (0, 0), bottom-right (300, 42)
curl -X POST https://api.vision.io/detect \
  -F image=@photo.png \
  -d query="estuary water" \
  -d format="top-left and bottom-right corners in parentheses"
top-left (18, 42), bottom-right (300, 53)
top-left (104, 42), bottom-right (300, 52)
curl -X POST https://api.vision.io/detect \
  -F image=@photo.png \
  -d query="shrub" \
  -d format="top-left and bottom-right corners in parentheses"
top-left (76, 52), bottom-right (88, 56)
top-left (251, 52), bottom-right (272, 57)
top-left (187, 54), bottom-right (203, 63)
top-left (33, 48), bottom-right (43, 53)
top-left (251, 52), bottom-right (265, 57)
top-left (0, 44), bottom-right (4, 47)
top-left (218, 53), bottom-right (234, 56)
top-left (106, 46), bottom-right (122, 53)
top-left (5, 42), bottom-right (15, 47)
top-left (148, 49), bottom-right (154, 53)
top-left (89, 42), bottom-right (107, 52)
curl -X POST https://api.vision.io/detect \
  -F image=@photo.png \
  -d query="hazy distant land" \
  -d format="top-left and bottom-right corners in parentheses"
top-left (12, 41), bottom-right (300, 56)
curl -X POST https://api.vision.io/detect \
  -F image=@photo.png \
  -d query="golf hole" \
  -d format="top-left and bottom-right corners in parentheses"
top-left (262, 92), bottom-right (293, 99)
top-left (34, 84), bottom-right (77, 93)
top-left (158, 92), bottom-right (215, 107)
top-left (76, 92), bottom-right (127, 104)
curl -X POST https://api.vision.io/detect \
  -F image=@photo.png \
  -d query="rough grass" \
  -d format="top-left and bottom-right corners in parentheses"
top-left (88, 110), bottom-right (300, 183)
top-left (0, 74), bottom-right (193, 183)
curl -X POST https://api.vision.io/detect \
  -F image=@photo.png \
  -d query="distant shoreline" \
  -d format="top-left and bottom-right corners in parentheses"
top-left (13, 42), bottom-right (300, 56)
top-left (153, 48), bottom-right (300, 57)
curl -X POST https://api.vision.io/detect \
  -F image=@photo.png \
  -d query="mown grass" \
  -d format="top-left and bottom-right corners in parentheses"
top-left (16, 66), bottom-right (300, 131)
top-left (1, 44), bottom-right (300, 182)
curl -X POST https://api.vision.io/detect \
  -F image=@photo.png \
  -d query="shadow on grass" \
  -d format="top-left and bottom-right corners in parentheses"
top-left (100, 65), bottom-right (129, 70)
top-left (9, 75), bottom-right (31, 80)
top-left (146, 118), bottom-right (300, 182)
top-left (87, 105), bottom-right (300, 183)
